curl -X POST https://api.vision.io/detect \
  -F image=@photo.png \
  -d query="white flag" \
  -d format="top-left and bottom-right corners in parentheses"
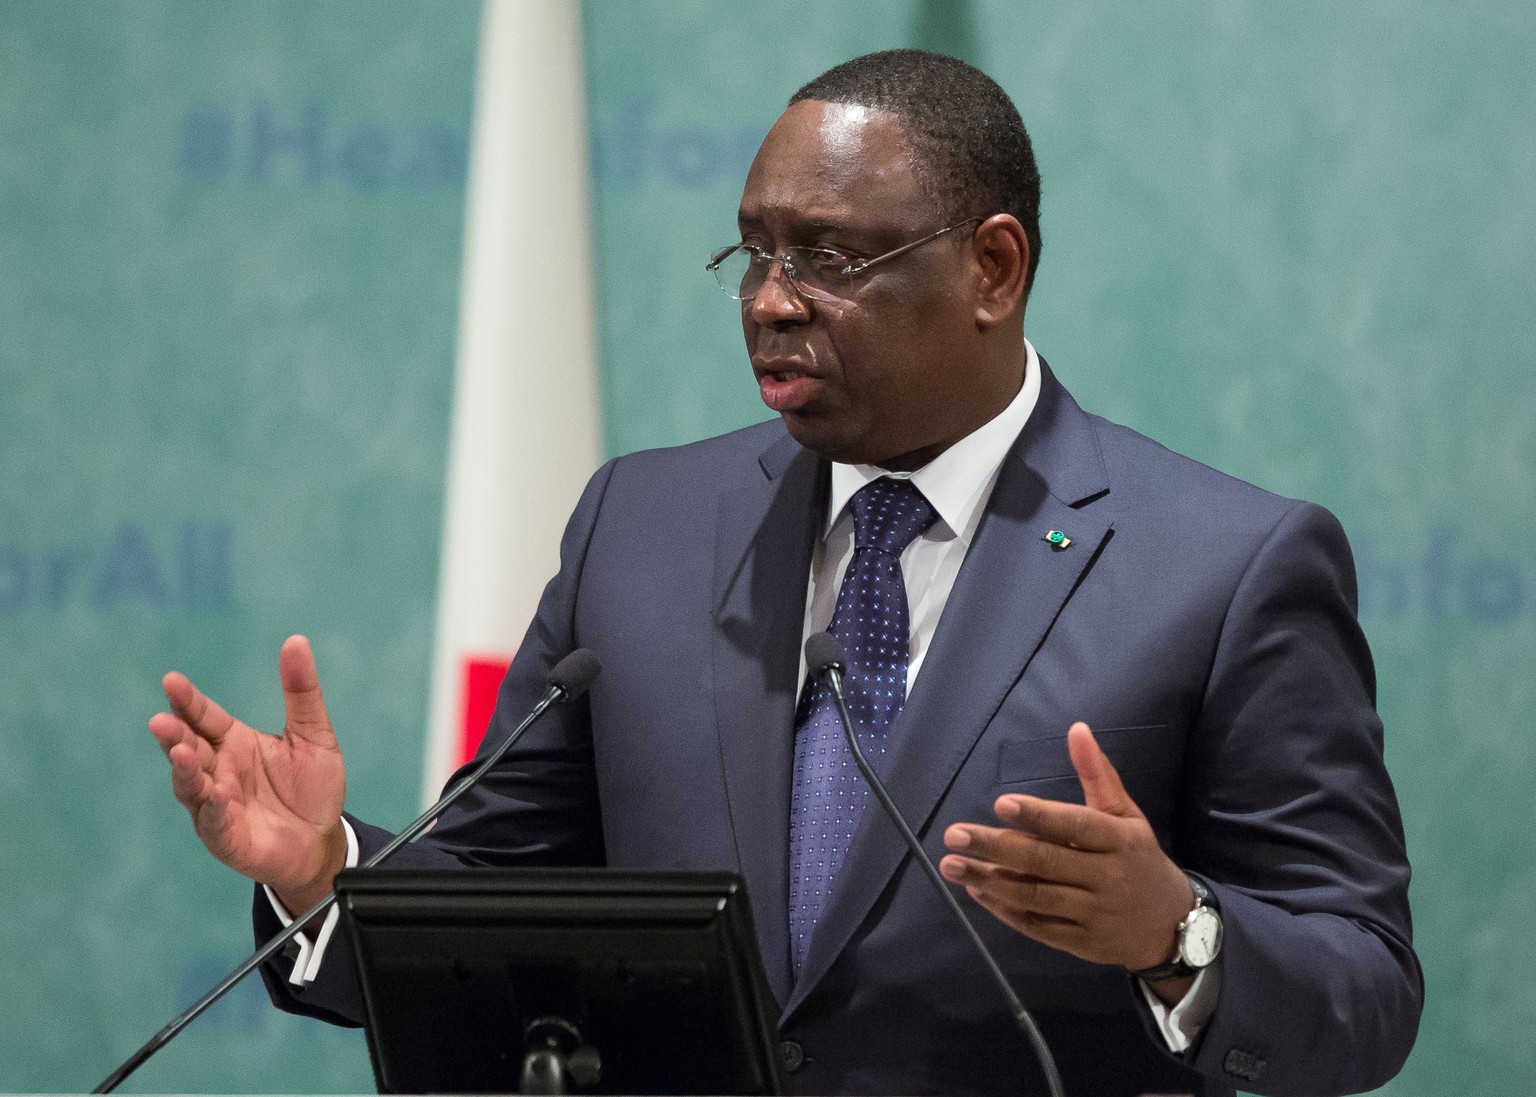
top-left (422, 0), bottom-right (603, 803)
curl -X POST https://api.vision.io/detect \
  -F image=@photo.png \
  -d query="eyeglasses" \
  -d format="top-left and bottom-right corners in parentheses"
top-left (706, 217), bottom-right (982, 303)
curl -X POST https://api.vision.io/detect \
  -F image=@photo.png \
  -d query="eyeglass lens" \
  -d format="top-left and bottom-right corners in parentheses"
top-left (711, 248), bottom-right (845, 302)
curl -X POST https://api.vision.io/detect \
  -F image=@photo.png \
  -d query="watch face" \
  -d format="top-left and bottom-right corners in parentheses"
top-left (1181, 907), bottom-right (1223, 968)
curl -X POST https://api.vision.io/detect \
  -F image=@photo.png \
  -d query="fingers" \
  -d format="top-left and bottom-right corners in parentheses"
top-left (152, 673), bottom-right (240, 820)
top-left (161, 670), bottom-right (238, 745)
top-left (149, 712), bottom-right (218, 811)
top-left (148, 710), bottom-right (214, 769)
top-left (1066, 721), bottom-right (1141, 819)
top-left (962, 883), bottom-right (1096, 955)
top-left (150, 710), bottom-right (257, 867)
top-left (940, 850), bottom-right (1102, 960)
top-left (147, 710), bottom-right (183, 759)
top-left (939, 851), bottom-right (1087, 923)
top-left (994, 794), bottom-right (1120, 852)
top-left (277, 635), bottom-right (337, 747)
top-left (944, 817), bottom-right (1104, 885)
top-left (166, 740), bottom-right (217, 807)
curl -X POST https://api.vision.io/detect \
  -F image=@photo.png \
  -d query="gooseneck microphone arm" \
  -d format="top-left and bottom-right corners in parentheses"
top-left (94, 649), bottom-right (602, 1094)
top-left (803, 632), bottom-right (1066, 1097)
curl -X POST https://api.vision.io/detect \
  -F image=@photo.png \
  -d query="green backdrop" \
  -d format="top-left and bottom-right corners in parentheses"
top-left (1, 2), bottom-right (1530, 1092)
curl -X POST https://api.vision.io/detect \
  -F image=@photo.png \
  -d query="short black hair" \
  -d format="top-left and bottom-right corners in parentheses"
top-left (791, 49), bottom-right (1043, 296)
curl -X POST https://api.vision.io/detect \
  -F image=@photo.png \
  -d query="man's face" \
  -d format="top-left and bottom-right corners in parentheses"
top-left (737, 100), bottom-right (985, 470)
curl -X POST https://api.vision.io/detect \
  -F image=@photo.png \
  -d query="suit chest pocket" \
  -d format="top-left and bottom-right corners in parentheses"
top-left (995, 724), bottom-right (1177, 804)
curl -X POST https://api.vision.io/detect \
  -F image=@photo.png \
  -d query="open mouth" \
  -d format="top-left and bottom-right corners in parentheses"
top-left (758, 370), bottom-right (819, 413)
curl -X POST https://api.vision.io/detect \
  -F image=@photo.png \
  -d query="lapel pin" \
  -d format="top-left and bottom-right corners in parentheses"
top-left (1044, 529), bottom-right (1072, 550)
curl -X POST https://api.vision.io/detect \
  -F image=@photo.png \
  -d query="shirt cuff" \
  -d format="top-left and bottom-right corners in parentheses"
top-left (1138, 955), bottom-right (1221, 1053)
top-left (262, 818), bottom-right (359, 987)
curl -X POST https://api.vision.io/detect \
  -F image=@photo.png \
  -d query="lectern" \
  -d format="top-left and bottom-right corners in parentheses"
top-left (336, 867), bottom-right (784, 1095)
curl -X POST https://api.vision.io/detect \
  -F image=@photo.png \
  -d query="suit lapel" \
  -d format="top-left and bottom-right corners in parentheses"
top-left (712, 430), bottom-right (825, 1009)
top-left (784, 363), bottom-right (1115, 1015)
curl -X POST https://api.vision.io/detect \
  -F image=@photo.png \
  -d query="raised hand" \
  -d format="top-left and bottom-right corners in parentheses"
top-left (148, 635), bottom-right (348, 914)
top-left (940, 722), bottom-right (1197, 1001)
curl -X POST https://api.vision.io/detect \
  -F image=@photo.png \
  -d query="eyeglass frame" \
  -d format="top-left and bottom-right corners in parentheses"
top-left (705, 216), bottom-right (984, 303)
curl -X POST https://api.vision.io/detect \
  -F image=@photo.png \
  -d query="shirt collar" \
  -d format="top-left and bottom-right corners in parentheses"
top-left (825, 339), bottom-right (1041, 545)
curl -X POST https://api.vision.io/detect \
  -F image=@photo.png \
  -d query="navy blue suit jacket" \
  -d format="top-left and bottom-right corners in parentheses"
top-left (259, 363), bottom-right (1421, 1096)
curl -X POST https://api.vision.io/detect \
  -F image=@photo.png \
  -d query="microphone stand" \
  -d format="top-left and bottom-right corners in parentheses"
top-left (811, 638), bottom-right (1067, 1097)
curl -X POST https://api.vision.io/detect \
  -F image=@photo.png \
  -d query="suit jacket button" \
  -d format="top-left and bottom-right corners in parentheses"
top-left (778, 1039), bottom-right (806, 1073)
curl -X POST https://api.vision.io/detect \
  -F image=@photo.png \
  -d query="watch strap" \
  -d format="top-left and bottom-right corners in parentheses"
top-left (1129, 956), bottom-right (1197, 981)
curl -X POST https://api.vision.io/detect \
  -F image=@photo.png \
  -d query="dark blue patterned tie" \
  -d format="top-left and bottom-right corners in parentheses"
top-left (788, 477), bottom-right (938, 975)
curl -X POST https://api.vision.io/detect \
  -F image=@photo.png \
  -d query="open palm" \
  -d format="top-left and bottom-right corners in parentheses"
top-left (149, 635), bottom-right (347, 903)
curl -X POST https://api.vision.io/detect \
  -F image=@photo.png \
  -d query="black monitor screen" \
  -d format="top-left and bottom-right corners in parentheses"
top-left (335, 867), bottom-right (784, 1095)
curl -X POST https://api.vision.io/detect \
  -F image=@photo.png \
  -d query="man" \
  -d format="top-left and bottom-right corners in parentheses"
top-left (151, 51), bottom-right (1421, 1096)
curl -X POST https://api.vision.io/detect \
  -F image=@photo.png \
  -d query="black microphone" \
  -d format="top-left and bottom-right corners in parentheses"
top-left (804, 632), bottom-right (1066, 1097)
top-left (95, 649), bottom-right (602, 1094)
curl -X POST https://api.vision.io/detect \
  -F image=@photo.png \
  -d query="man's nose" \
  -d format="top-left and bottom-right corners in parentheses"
top-left (748, 259), bottom-right (813, 328)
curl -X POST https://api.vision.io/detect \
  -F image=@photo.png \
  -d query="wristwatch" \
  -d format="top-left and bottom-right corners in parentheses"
top-left (1130, 874), bottom-right (1223, 982)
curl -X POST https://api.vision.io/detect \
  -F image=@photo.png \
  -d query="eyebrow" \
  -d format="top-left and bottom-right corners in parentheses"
top-left (735, 212), bottom-right (878, 242)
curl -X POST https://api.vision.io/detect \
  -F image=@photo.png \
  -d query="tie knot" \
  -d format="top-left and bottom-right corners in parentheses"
top-left (848, 477), bottom-right (938, 556)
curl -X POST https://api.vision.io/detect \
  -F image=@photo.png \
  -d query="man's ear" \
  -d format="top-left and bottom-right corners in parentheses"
top-left (971, 214), bottom-right (1029, 329)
